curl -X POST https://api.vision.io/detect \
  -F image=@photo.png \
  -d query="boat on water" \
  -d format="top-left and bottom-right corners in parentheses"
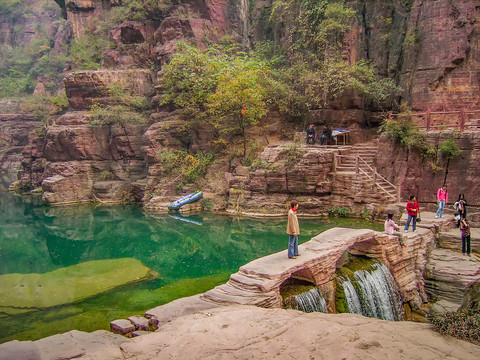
top-left (168, 191), bottom-right (203, 211)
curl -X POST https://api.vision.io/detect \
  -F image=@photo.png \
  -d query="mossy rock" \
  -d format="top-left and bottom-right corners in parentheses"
top-left (0, 258), bottom-right (157, 314)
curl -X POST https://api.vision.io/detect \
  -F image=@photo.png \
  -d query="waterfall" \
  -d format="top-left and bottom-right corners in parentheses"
top-left (341, 263), bottom-right (403, 321)
top-left (287, 287), bottom-right (328, 313)
top-left (340, 277), bottom-right (362, 315)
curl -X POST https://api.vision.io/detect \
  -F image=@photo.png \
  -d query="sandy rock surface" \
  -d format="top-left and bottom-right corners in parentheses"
top-left (3, 305), bottom-right (480, 359)
top-left (122, 305), bottom-right (480, 360)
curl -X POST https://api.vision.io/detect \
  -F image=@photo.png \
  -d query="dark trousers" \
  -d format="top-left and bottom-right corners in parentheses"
top-left (306, 135), bottom-right (315, 145)
top-left (462, 235), bottom-right (471, 255)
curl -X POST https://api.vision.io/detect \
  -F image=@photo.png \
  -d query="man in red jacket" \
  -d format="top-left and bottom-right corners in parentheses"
top-left (404, 195), bottom-right (419, 232)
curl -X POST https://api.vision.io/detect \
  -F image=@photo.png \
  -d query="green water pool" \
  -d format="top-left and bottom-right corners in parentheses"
top-left (0, 190), bottom-right (383, 343)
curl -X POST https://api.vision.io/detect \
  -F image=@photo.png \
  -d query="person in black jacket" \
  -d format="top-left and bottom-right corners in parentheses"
top-left (320, 125), bottom-right (331, 145)
top-left (306, 124), bottom-right (316, 145)
top-left (454, 193), bottom-right (467, 228)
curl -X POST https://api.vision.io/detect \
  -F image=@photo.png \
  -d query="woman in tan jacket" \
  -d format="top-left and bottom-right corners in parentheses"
top-left (287, 200), bottom-right (300, 258)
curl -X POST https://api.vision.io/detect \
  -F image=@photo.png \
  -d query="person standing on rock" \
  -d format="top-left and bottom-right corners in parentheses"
top-left (435, 184), bottom-right (448, 218)
top-left (459, 217), bottom-right (471, 256)
top-left (385, 213), bottom-right (406, 247)
top-left (404, 195), bottom-right (419, 233)
top-left (454, 193), bottom-right (467, 227)
top-left (287, 200), bottom-right (300, 259)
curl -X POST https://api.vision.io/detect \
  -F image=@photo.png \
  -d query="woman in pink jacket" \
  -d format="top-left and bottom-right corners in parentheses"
top-left (435, 184), bottom-right (448, 218)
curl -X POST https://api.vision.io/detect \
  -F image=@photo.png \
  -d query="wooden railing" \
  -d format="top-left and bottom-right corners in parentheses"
top-left (356, 156), bottom-right (399, 202)
top-left (333, 153), bottom-right (400, 202)
top-left (389, 109), bottom-right (480, 131)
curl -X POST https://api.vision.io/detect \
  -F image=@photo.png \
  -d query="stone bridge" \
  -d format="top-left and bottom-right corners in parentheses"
top-left (201, 227), bottom-right (435, 312)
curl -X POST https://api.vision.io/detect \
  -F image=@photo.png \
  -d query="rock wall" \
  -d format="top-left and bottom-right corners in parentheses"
top-left (61, 0), bottom-right (120, 38)
top-left (353, 0), bottom-right (480, 111)
top-left (0, 114), bottom-right (39, 173)
top-left (226, 144), bottom-right (397, 216)
top-left (16, 110), bottom-right (148, 204)
top-left (0, 0), bottom-right (66, 49)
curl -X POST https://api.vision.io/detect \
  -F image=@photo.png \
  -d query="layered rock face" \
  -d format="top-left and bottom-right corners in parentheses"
top-left (62, 0), bottom-right (120, 37)
top-left (0, 114), bottom-right (39, 173)
top-left (226, 145), bottom-right (339, 215)
top-left (15, 68), bottom-right (218, 205)
top-left (355, 0), bottom-right (480, 111)
top-left (64, 70), bottom-right (154, 109)
top-left (17, 110), bottom-right (148, 204)
top-left (0, 0), bottom-right (67, 49)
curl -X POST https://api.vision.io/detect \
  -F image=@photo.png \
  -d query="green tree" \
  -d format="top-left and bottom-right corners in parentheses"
top-left (159, 43), bottom-right (222, 115)
top-left (208, 62), bottom-right (270, 161)
top-left (160, 43), bottom-right (277, 162)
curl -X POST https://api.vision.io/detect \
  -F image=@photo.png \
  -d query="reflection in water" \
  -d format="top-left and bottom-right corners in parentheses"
top-left (0, 190), bottom-right (383, 343)
top-left (169, 213), bottom-right (203, 226)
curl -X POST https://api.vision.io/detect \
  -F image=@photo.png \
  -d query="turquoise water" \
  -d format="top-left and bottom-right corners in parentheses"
top-left (0, 188), bottom-right (383, 343)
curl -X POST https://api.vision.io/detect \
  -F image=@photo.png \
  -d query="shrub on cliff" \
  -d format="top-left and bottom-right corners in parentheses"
top-left (88, 81), bottom-right (151, 126)
top-left (430, 309), bottom-right (480, 345)
top-left (268, 1), bottom-right (400, 110)
top-left (155, 149), bottom-right (215, 191)
top-left (379, 103), bottom-right (431, 155)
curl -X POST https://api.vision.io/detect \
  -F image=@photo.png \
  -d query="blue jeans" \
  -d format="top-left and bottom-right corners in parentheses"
top-left (404, 215), bottom-right (417, 231)
top-left (288, 235), bottom-right (298, 258)
top-left (436, 200), bottom-right (445, 217)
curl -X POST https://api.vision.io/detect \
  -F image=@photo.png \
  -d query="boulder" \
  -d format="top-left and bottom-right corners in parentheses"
top-left (110, 319), bottom-right (135, 336)
top-left (127, 315), bottom-right (151, 331)
top-left (425, 248), bottom-right (480, 309)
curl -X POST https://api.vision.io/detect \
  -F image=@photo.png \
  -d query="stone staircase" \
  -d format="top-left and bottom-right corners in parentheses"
top-left (334, 142), bottom-right (399, 204)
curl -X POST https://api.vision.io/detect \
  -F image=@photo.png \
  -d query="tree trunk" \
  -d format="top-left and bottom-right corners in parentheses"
top-left (443, 157), bottom-right (450, 185)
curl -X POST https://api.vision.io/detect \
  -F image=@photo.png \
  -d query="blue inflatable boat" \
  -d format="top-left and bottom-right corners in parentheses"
top-left (168, 191), bottom-right (203, 211)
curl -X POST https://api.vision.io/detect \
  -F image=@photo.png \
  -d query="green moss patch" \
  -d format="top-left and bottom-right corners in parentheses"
top-left (0, 258), bottom-right (157, 314)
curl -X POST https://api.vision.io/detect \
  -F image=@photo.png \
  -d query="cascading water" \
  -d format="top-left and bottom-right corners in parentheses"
top-left (340, 263), bottom-right (404, 321)
top-left (286, 287), bottom-right (328, 313)
top-left (341, 277), bottom-right (362, 315)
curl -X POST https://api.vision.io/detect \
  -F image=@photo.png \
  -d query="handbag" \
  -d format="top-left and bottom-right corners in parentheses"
top-left (454, 214), bottom-right (461, 221)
